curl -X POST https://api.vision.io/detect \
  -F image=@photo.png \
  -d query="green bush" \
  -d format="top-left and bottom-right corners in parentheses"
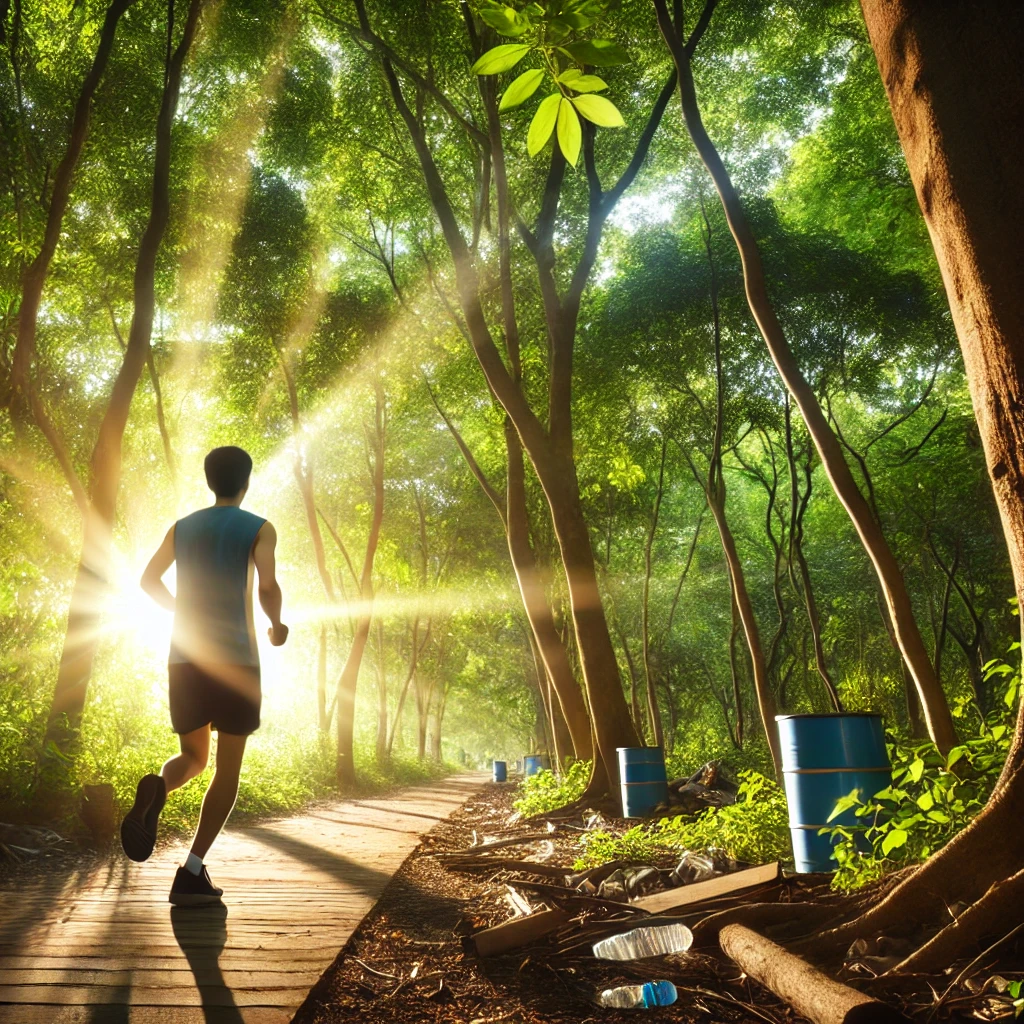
top-left (512, 758), bottom-right (590, 817)
top-left (825, 646), bottom-right (1021, 890)
top-left (575, 770), bottom-right (791, 868)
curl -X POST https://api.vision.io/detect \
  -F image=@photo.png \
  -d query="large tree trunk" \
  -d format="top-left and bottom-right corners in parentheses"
top-left (45, 0), bottom-right (205, 741)
top-left (654, 0), bottom-right (958, 756)
top-left (803, 0), bottom-right (1024, 966)
top-left (505, 423), bottom-right (594, 760)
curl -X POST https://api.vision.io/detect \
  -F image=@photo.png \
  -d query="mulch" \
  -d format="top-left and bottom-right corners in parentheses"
top-left (292, 782), bottom-right (804, 1024)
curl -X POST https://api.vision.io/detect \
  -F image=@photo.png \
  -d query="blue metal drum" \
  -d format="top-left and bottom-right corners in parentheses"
top-left (776, 713), bottom-right (891, 873)
top-left (617, 747), bottom-right (669, 818)
top-left (524, 754), bottom-right (549, 777)
top-left (492, 760), bottom-right (508, 783)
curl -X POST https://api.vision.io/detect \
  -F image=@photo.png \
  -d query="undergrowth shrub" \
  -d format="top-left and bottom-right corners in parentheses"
top-left (512, 759), bottom-right (590, 817)
top-left (825, 646), bottom-right (1021, 890)
top-left (575, 770), bottom-right (791, 868)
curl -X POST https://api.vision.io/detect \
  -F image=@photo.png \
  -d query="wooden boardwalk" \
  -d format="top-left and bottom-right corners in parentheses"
top-left (0, 773), bottom-right (485, 1023)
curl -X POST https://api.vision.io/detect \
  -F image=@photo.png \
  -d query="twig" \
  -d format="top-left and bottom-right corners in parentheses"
top-left (927, 921), bottom-right (1024, 1021)
top-left (350, 957), bottom-right (398, 980)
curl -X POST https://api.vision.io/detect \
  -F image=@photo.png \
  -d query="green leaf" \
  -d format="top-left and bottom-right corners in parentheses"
top-left (916, 790), bottom-right (934, 811)
top-left (567, 73), bottom-right (608, 92)
top-left (556, 97), bottom-right (582, 166)
top-left (827, 790), bottom-right (863, 822)
top-left (945, 745), bottom-right (968, 770)
top-left (479, 7), bottom-right (529, 36)
top-left (571, 93), bottom-right (624, 127)
top-left (562, 11), bottom-right (595, 29)
top-left (557, 68), bottom-right (582, 84)
top-left (926, 809), bottom-right (950, 823)
top-left (499, 68), bottom-right (545, 110)
top-left (563, 38), bottom-right (629, 66)
top-left (472, 43), bottom-right (532, 76)
top-left (527, 92), bottom-right (561, 156)
top-left (907, 757), bottom-right (925, 783)
top-left (881, 828), bottom-right (908, 855)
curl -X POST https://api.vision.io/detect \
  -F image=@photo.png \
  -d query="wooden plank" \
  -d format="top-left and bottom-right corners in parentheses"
top-left (472, 908), bottom-right (571, 957)
top-left (0, 1007), bottom-right (293, 1024)
top-left (0, 773), bottom-right (485, 1021)
top-left (0, 968), bottom-right (323, 987)
top-left (631, 861), bottom-right (781, 914)
top-left (0, 985), bottom-right (312, 1006)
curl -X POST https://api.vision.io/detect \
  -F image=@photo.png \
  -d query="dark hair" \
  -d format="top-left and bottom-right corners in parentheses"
top-left (204, 446), bottom-right (253, 497)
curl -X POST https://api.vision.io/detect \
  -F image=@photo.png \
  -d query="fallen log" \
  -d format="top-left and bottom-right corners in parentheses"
top-left (471, 908), bottom-right (571, 957)
top-left (719, 924), bottom-right (909, 1024)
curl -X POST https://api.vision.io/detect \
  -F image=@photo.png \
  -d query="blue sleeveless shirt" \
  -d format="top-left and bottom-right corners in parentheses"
top-left (169, 506), bottom-right (267, 668)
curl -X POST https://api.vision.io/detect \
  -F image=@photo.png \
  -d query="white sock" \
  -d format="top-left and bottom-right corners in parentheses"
top-left (184, 852), bottom-right (203, 876)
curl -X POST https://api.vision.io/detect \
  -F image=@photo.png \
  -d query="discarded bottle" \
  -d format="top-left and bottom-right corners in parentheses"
top-left (595, 980), bottom-right (678, 1008)
top-left (592, 923), bottom-right (693, 961)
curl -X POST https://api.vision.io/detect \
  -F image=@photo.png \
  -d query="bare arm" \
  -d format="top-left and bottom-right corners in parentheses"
top-left (254, 521), bottom-right (288, 646)
top-left (140, 526), bottom-right (176, 611)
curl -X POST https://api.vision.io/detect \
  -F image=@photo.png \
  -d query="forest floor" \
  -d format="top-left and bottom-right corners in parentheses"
top-left (293, 782), bottom-right (803, 1024)
top-left (294, 782), bottom-right (1024, 1024)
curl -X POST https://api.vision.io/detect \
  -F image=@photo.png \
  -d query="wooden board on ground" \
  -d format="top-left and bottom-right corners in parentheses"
top-left (632, 861), bottom-right (781, 914)
top-left (0, 774), bottom-right (485, 1024)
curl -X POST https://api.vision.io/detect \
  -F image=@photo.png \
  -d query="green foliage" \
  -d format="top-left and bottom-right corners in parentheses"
top-left (512, 758), bottom-right (590, 817)
top-left (576, 771), bottom-right (791, 868)
top-left (470, 0), bottom-right (626, 164)
top-left (826, 649), bottom-right (1021, 890)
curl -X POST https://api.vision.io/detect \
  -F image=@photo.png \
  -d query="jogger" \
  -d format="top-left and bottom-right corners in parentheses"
top-left (121, 446), bottom-right (288, 905)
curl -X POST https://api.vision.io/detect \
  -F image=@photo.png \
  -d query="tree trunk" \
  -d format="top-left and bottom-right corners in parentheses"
top-left (805, 0), bottom-right (1024, 962)
top-left (654, 0), bottom-right (958, 756)
top-left (336, 378), bottom-right (386, 789)
top-left (711, 487), bottom-right (782, 777)
top-left (369, 13), bottom-right (645, 800)
top-left (375, 618), bottom-right (388, 761)
top-left (317, 625), bottom-right (329, 733)
top-left (505, 423), bottom-right (593, 760)
top-left (641, 436), bottom-right (668, 748)
top-left (10, 0), bottom-right (136, 434)
top-left (785, 404), bottom-right (843, 712)
top-left (45, 0), bottom-right (205, 741)
top-left (429, 392), bottom-right (594, 763)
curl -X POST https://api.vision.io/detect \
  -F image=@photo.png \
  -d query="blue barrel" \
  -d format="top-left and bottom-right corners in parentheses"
top-left (617, 747), bottom-right (669, 818)
top-left (492, 760), bottom-right (507, 783)
top-left (777, 713), bottom-right (891, 873)
top-left (523, 754), bottom-right (549, 777)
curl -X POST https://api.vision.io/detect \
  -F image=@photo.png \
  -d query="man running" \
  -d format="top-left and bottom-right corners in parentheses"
top-left (121, 446), bottom-right (288, 905)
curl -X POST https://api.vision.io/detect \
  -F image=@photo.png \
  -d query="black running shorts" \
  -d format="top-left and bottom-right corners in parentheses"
top-left (168, 663), bottom-right (261, 736)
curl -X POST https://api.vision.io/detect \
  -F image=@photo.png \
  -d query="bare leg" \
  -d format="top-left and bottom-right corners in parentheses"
top-left (160, 725), bottom-right (211, 793)
top-left (189, 731), bottom-right (247, 861)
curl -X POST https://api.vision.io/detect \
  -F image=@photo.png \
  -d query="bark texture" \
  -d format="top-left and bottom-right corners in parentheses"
top-left (804, 0), bottom-right (1024, 965)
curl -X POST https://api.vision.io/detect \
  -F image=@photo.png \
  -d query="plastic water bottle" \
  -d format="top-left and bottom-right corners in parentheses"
top-left (592, 923), bottom-right (693, 960)
top-left (595, 980), bottom-right (678, 1008)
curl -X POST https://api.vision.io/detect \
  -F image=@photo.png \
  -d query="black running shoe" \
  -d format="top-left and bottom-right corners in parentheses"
top-left (120, 773), bottom-right (166, 862)
top-left (169, 865), bottom-right (224, 906)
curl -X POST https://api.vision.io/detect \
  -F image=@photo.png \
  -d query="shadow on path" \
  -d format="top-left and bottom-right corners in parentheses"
top-left (245, 827), bottom-right (392, 896)
top-left (348, 801), bottom-right (450, 823)
top-left (171, 903), bottom-right (244, 1024)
